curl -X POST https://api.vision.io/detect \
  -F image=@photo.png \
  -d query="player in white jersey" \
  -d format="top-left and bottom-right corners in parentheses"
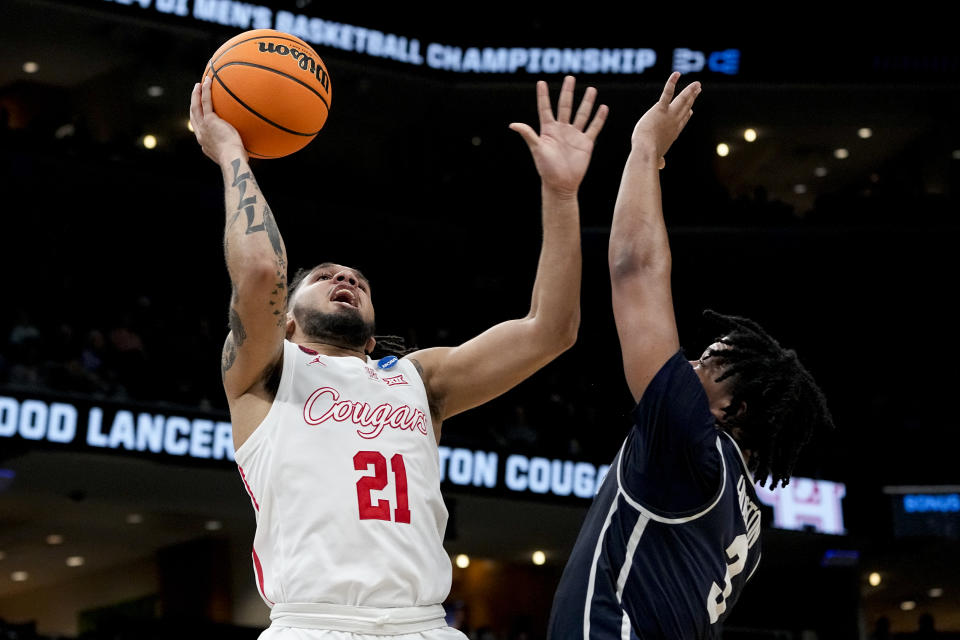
top-left (189, 74), bottom-right (607, 638)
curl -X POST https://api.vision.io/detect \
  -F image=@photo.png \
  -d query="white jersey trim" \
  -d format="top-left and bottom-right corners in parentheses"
top-left (583, 468), bottom-right (623, 640)
top-left (616, 437), bottom-right (728, 525)
top-left (583, 436), bottom-right (729, 640)
top-left (270, 602), bottom-right (447, 633)
top-left (615, 513), bottom-right (648, 640)
top-left (620, 609), bottom-right (632, 640)
top-left (746, 552), bottom-right (762, 582)
top-left (234, 339), bottom-right (299, 462)
top-left (719, 430), bottom-right (755, 485)
top-left (615, 514), bottom-right (650, 602)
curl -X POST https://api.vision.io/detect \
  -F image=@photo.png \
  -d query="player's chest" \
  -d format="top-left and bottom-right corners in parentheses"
top-left (291, 358), bottom-right (430, 443)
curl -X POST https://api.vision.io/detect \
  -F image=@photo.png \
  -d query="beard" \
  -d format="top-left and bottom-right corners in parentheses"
top-left (294, 304), bottom-right (376, 352)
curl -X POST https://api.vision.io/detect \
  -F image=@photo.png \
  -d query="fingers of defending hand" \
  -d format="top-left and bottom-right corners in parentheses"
top-left (535, 80), bottom-right (554, 127)
top-left (556, 75), bottom-right (576, 123)
top-left (672, 80), bottom-right (702, 113)
top-left (659, 71), bottom-right (681, 105)
top-left (572, 86), bottom-right (597, 131)
top-left (509, 122), bottom-right (539, 150)
top-left (584, 103), bottom-right (609, 141)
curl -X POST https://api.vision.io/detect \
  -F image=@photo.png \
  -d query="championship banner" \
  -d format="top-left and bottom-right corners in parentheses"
top-left (89, 0), bottom-right (742, 77)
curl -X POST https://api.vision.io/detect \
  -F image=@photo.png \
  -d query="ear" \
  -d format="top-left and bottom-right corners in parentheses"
top-left (285, 311), bottom-right (296, 340)
top-left (364, 335), bottom-right (377, 355)
top-left (733, 400), bottom-right (747, 418)
top-left (715, 399), bottom-right (746, 425)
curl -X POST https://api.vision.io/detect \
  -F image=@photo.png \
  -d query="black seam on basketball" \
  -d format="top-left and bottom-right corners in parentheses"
top-left (247, 148), bottom-right (284, 159)
top-left (215, 60), bottom-right (330, 109)
top-left (210, 69), bottom-right (321, 137)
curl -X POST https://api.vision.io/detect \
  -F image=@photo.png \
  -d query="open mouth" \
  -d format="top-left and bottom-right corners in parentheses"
top-left (330, 287), bottom-right (358, 308)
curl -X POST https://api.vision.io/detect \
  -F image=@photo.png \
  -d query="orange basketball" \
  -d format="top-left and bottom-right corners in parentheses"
top-left (202, 29), bottom-right (331, 159)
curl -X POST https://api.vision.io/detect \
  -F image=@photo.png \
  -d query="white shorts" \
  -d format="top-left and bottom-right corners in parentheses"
top-left (259, 603), bottom-right (470, 640)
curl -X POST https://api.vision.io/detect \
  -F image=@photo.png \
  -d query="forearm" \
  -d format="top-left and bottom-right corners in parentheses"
top-left (220, 154), bottom-right (288, 304)
top-left (526, 184), bottom-right (581, 345)
top-left (608, 141), bottom-right (672, 280)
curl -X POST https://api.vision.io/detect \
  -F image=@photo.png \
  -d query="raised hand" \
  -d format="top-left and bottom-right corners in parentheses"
top-left (631, 72), bottom-right (701, 168)
top-left (189, 76), bottom-right (247, 165)
top-left (510, 75), bottom-right (608, 197)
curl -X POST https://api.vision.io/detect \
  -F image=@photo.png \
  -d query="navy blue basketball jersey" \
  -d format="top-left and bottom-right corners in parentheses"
top-left (548, 351), bottom-right (763, 639)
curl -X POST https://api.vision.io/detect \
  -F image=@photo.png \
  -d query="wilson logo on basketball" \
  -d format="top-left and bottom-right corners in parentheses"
top-left (258, 42), bottom-right (330, 91)
top-left (302, 386), bottom-right (427, 439)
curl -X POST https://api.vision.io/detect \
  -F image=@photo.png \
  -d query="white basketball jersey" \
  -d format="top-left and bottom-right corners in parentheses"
top-left (234, 340), bottom-right (451, 608)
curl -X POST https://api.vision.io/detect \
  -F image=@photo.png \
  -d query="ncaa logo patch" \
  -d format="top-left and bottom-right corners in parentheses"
top-left (377, 356), bottom-right (399, 370)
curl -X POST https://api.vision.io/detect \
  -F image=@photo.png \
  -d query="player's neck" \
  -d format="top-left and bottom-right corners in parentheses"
top-left (722, 424), bottom-right (754, 466)
top-left (296, 339), bottom-right (368, 361)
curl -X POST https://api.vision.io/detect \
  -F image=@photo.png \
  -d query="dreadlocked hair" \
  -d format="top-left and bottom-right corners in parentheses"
top-left (700, 309), bottom-right (834, 489)
top-left (370, 335), bottom-right (417, 359)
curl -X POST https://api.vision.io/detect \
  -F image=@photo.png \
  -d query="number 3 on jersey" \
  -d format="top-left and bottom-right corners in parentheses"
top-left (707, 534), bottom-right (748, 623)
top-left (354, 451), bottom-right (411, 524)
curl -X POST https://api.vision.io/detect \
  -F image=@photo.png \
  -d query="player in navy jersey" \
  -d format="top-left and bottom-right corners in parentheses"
top-left (547, 74), bottom-right (834, 639)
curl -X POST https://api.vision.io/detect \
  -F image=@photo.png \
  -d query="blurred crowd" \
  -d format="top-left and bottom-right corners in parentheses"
top-left (0, 298), bottom-right (601, 461)
top-left (0, 300), bottom-right (222, 413)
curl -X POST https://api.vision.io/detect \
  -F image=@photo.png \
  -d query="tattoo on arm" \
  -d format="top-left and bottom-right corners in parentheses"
top-left (221, 334), bottom-right (238, 378)
top-left (410, 357), bottom-right (442, 428)
top-left (226, 159), bottom-right (286, 269)
top-left (270, 272), bottom-right (287, 327)
top-left (229, 307), bottom-right (247, 347)
top-left (225, 159), bottom-right (289, 329)
top-left (262, 204), bottom-right (285, 267)
top-left (221, 308), bottom-right (247, 379)
top-left (230, 158), bottom-right (259, 231)
top-left (410, 358), bottom-right (424, 378)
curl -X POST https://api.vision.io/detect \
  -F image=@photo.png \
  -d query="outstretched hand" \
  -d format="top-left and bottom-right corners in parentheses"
top-left (189, 76), bottom-right (247, 165)
top-left (631, 72), bottom-right (701, 169)
top-left (510, 76), bottom-right (608, 197)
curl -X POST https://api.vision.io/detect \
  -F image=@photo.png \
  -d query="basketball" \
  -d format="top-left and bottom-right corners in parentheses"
top-left (202, 29), bottom-right (331, 159)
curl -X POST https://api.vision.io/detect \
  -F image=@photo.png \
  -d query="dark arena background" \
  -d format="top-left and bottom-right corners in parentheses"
top-left (1, 3), bottom-right (959, 639)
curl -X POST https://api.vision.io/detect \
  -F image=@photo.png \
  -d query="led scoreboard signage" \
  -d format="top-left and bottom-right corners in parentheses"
top-left (1, 392), bottom-right (845, 533)
top-left (885, 485), bottom-right (960, 539)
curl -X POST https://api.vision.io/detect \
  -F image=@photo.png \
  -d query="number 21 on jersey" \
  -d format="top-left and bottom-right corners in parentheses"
top-left (354, 451), bottom-right (411, 524)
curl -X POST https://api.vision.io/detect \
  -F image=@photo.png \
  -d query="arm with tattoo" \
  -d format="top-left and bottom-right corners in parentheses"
top-left (190, 77), bottom-right (288, 398)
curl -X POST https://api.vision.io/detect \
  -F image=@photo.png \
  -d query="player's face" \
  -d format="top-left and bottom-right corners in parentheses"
top-left (689, 341), bottom-right (736, 423)
top-left (288, 264), bottom-right (378, 352)
top-left (294, 264), bottom-right (375, 324)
